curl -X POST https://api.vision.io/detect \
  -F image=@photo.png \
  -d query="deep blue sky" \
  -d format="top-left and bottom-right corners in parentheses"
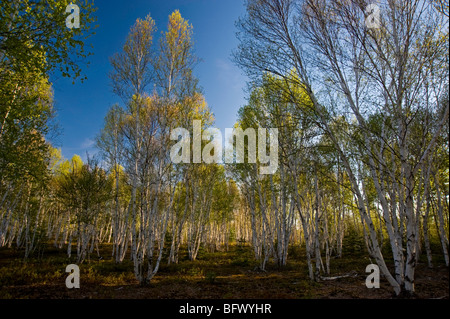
top-left (51, 0), bottom-right (248, 161)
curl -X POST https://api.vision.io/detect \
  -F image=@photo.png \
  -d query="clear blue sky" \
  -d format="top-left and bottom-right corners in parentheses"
top-left (51, 0), bottom-right (248, 162)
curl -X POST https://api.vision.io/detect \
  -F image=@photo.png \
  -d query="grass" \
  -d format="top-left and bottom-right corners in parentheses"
top-left (0, 241), bottom-right (448, 299)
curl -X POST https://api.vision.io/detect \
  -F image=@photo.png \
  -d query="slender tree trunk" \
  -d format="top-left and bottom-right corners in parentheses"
top-left (432, 171), bottom-right (449, 267)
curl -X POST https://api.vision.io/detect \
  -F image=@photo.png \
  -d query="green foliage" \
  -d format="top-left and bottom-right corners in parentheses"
top-left (0, 0), bottom-right (97, 81)
top-left (0, 69), bottom-right (54, 184)
top-left (0, 1), bottom-right (98, 262)
top-left (55, 156), bottom-right (113, 224)
top-left (203, 271), bottom-right (217, 284)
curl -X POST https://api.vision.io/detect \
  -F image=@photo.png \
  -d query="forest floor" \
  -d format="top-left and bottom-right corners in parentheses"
top-left (0, 241), bottom-right (448, 299)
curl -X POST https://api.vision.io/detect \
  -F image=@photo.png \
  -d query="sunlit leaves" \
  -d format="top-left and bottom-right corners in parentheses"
top-left (0, 0), bottom-right (97, 81)
top-left (109, 14), bottom-right (156, 101)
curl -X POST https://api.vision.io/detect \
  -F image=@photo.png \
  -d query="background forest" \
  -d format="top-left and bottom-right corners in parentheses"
top-left (0, 0), bottom-right (448, 299)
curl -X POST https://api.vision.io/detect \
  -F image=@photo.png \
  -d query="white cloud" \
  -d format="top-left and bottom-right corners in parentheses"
top-left (80, 138), bottom-right (95, 149)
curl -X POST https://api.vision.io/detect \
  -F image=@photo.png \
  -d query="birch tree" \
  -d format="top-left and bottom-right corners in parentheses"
top-left (104, 10), bottom-right (213, 284)
top-left (233, 0), bottom-right (449, 295)
top-left (55, 156), bottom-right (112, 263)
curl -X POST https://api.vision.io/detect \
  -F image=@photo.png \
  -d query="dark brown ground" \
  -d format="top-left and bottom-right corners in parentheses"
top-left (0, 243), bottom-right (448, 299)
